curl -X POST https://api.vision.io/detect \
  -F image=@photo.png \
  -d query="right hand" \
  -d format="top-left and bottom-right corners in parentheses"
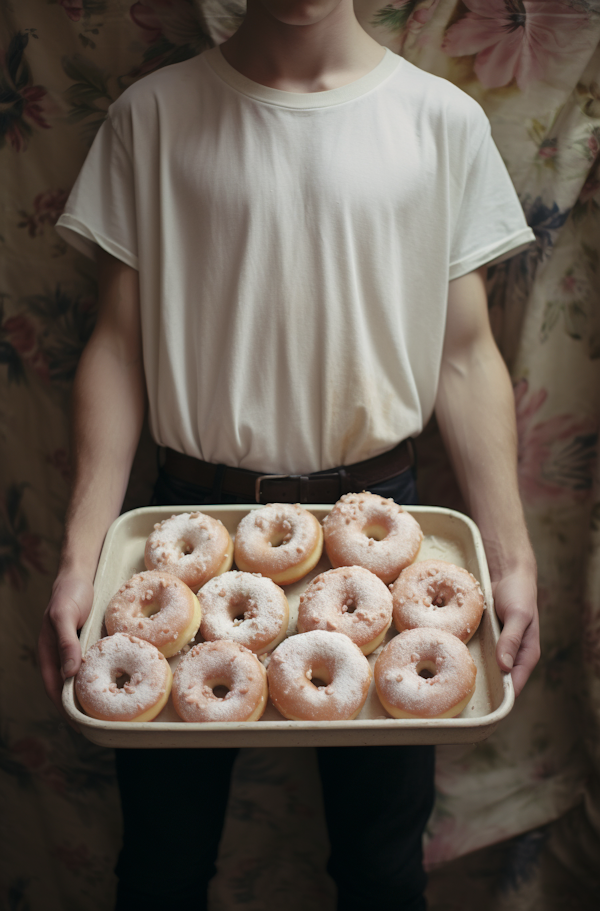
top-left (38, 573), bottom-right (95, 723)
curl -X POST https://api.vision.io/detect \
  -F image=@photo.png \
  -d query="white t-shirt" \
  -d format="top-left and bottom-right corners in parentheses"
top-left (57, 47), bottom-right (534, 474)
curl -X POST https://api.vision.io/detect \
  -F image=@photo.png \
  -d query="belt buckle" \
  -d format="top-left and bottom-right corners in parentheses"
top-left (254, 474), bottom-right (290, 504)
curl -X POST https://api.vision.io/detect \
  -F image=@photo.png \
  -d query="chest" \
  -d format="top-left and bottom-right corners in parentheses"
top-left (158, 100), bottom-right (445, 234)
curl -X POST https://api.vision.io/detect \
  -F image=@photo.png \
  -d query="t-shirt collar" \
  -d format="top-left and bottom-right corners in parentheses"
top-left (202, 45), bottom-right (400, 109)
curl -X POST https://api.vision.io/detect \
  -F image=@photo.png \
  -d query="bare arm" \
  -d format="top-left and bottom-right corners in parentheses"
top-left (435, 267), bottom-right (540, 697)
top-left (38, 248), bottom-right (146, 716)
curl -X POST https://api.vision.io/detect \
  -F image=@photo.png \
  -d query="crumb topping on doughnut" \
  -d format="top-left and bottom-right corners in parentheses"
top-left (374, 628), bottom-right (477, 718)
top-left (391, 560), bottom-right (484, 642)
top-left (298, 566), bottom-right (392, 652)
top-left (233, 504), bottom-right (323, 584)
top-left (198, 571), bottom-right (289, 654)
top-left (75, 634), bottom-right (170, 722)
top-left (105, 570), bottom-right (201, 655)
top-left (172, 640), bottom-right (267, 723)
top-left (323, 492), bottom-right (422, 584)
top-left (144, 512), bottom-right (233, 589)
top-left (268, 630), bottom-right (372, 721)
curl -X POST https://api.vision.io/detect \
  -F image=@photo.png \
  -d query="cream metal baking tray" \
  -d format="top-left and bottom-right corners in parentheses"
top-left (63, 505), bottom-right (514, 747)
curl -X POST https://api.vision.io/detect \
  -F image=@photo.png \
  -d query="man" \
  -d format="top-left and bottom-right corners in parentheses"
top-left (39, 1), bottom-right (540, 908)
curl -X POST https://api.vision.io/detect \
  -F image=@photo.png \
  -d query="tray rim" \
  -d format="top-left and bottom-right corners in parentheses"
top-left (63, 503), bottom-right (515, 743)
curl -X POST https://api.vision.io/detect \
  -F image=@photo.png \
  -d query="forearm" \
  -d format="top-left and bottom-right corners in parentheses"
top-left (39, 251), bottom-right (145, 714)
top-left (435, 337), bottom-right (535, 582)
top-left (59, 333), bottom-right (146, 580)
top-left (436, 268), bottom-right (539, 695)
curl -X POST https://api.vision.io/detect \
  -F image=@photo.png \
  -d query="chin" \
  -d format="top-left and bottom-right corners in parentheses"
top-left (258, 0), bottom-right (344, 27)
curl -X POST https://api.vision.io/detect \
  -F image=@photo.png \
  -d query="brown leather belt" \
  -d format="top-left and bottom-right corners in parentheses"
top-left (162, 440), bottom-right (415, 504)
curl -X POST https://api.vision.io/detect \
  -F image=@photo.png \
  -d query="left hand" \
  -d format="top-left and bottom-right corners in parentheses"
top-left (492, 565), bottom-right (540, 698)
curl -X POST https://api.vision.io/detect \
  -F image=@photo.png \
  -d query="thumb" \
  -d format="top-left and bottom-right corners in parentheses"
top-left (47, 577), bottom-right (94, 677)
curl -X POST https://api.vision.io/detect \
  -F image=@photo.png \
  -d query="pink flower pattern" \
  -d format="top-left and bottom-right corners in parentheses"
top-left (514, 378), bottom-right (598, 505)
top-left (442, 1), bottom-right (592, 90)
top-left (19, 188), bottom-right (68, 237)
top-left (0, 34), bottom-right (52, 152)
top-left (58, 0), bottom-right (84, 21)
top-left (9, 737), bottom-right (68, 794)
top-left (46, 448), bottom-right (72, 484)
top-left (398, 0), bottom-right (442, 33)
top-left (1, 314), bottom-right (51, 383)
top-left (424, 815), bottom-right (512, 867)
top-left (129, 0), bottom-right (200, 47)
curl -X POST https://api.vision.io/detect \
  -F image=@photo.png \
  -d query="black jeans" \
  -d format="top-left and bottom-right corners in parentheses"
top-left (115, 467), bottom-right (434, 911)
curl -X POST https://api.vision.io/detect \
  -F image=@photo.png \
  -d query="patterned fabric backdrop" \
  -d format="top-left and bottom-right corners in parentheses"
top-left (1, 1), bottom-right (599, 909)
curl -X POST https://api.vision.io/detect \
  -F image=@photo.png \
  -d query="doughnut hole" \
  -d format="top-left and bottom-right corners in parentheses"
top-left (228, 594), bottom-right (256, 627)
top-left (428, 581), bottom-right (456, 608)
top-left (176, 539), bottom-right (194, 557)
top-left (416, 660), bottom-right (437, 680)
top-left (362, 523), bottom-right (388, 541)
top-left (307, 664), bottom-right (332, 690)
top-left (205, 679), bottom-right (231, 700)
top-left (140, 601), bottom-right (161, 619)
top-left (115, 671), bottom-right (132, 689)
top-left (268, 528), bottom-right (290, 548)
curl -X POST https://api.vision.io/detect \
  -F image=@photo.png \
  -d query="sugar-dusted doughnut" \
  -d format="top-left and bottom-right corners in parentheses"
top-left (374, 628), bottom-right (477, 719)
top-left (322, 492), bottom-right (422, 584)
top-left (198, 571), bottom-right (289, 654)
top-left (105, 570), bottom-right (201, 658)
top-left (172, 640), bottom-right (268, 723)
top-left (234, 503), bottom-right (323, 585)
top-left (75, 633), bottom-right (172, 722)
top-left (297, 566), bottom-right (393, 655)
top-left (267, 630), bottom-right (372, 721)
top-left (391, 560), bottom-right (484, 643)
top-left (144, 511), bottom-right (233, 590)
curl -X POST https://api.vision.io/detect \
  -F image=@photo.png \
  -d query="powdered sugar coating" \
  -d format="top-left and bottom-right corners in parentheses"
top-left (234, 504), bottom-right (323, 584)
top-left (392, 560), bottom-right (484, 642)
top-left (297, 566), bottom-right (393, 654)
top-left (374, 628), bottom-right (477, 718)
top-left (105, 570), bottom-right (201, 657)
top-left (144, 511), bottom-right (233, 589)
top-left (75, 634), bottom-right (171, 722)
top-left (267, 630), bottom-right (372, 721)
top-left (199, 571), bottom-right (289, 654)
top-left (322, 492), bottom-right (422, 584)
top-left (172, 640), bottom-right (268, 723)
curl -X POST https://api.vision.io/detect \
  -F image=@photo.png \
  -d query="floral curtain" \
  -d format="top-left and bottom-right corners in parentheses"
top-left (1, 2), bottom-right (599, 909)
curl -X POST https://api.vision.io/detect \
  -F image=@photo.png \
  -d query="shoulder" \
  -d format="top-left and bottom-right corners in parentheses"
top-left (389, 57), bottom-right (489, 141)
top-left (107, 52), bottom-right (212, 133)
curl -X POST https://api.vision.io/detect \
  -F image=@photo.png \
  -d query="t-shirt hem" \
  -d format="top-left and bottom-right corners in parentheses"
top-left (55, 213), bottom-right (139, 270)
top-left (449, 227), bottom-right (535, 280)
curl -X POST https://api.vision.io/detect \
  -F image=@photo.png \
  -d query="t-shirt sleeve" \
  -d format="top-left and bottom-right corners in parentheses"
top-left (449, 120), bottom-right (535, 280)
top-left (55, 112), bottom-right (138, 270)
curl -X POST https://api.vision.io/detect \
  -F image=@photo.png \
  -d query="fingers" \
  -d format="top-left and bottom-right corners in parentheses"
top-left (37, 575), bottom-right (94, 724)
top-left (38, 614), bottom-right (79, 729)
top-left (509, 620), bottom-right (541, 698)
top-left (50, 596), bottom-right (83, 680)
top-left (38, 614), bottom-right (66, 709)
top-left (495, 605), bottom-right (540, 699)
top-left (492, 567), bottom-right (540, 698)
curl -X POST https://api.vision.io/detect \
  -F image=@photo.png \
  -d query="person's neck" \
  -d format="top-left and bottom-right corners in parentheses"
top-left (219, 0), bottom-right (385, 93)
